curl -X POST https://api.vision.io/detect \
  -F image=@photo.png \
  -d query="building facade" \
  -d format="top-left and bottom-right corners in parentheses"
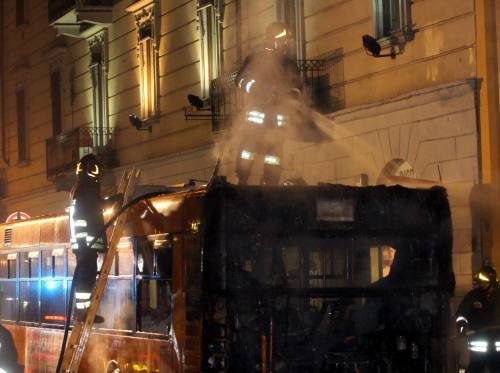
top-left (0, 0), bottom-right (499, 297)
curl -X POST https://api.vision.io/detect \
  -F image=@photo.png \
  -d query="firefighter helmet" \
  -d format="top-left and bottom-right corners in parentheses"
top-left (76, 154), bottom-right (101, 179)
top-left (474, 265), bottom-right (498, 288)
top-left (265, 22), bottom-right (290, 51)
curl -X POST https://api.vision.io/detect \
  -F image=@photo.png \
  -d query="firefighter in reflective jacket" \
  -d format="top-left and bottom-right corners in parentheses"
top-left (234, 22), bottom-right (306, 185)
top-left (456, 265), bottom-right (500, 372)
top-left (69, 154), bottom-right (120, 322)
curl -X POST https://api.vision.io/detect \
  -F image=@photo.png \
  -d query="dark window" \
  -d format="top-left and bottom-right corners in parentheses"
top-left (41, 249), bottom-right (65, 277)
top-left (20, 281), bottom-right (40, 323)
top-left (50, 69), bottom-right (62, 136)
top-left (0, 281), bottom-right (17, 321)
top-left (41, 279), bottom-right (65, 325)
top-left (374, 0), bottom-right (412, 40)
top-left (8, 256), bottom-right (16, 279)
top-left (42, 250), bottom-right (53, 277)
top-left (136, 237), bottom-right (173, 334)
top-left (0, 254), bottom-right (15, 278)
top-left (0, 255), bottom-right (7, 278)
top-left (16, 0), bottom-right (25, 26)
top-left (16, 88), bottom-right (28, 162)
top-left (54, 249), bottom-right (65, 277)
top-left (20, 251), bottom-right (39, 278)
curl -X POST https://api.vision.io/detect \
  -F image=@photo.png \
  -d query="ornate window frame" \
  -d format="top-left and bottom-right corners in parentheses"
top-left (126, 0), bottom-right (160, 123)
top-left (88, 30), bottom-right (109, 147)
top-left (276, 0), bottom-right (306, 60)
top-left (197, 0), bottom-right (223, 99)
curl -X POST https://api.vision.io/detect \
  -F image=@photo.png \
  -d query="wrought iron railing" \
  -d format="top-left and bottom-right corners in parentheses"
top-left (299, 49), bottom-right (345, 114)
top-left (185, 53), bottom-right (345, 131)
top-left (48, 0), bottom-right (114, 23)
top-left (210, 71), bottom-right (244, 132)
top-left (46, 126), bottom-right (117, 180)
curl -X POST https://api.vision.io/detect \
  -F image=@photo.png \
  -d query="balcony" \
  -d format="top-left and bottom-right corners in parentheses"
top-left (184, 53), bottom-right (345, 132)
top-left (48, 0), bottom-right (114, 38)
top-left (46, 126), bottom-right (118, 190)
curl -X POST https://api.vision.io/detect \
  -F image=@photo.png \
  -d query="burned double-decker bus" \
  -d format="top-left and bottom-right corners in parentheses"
top-left (202, 180), bottom-right (454, 373)
top-left (0, 180), bottom-right (453, 372)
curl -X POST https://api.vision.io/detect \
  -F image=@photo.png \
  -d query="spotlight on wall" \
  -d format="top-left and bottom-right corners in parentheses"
top-left (187, 94), bottom-right (205, 110)
top-left (362, 34), bottom-right (400, 59)
top-left (129, 114), bottom-right (152, 132)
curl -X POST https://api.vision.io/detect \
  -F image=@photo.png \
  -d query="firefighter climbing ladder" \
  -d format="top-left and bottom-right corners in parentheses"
top-left (58, 167), bottom-right (141, 373)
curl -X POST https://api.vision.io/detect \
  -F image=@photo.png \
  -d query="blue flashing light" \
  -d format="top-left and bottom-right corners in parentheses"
top-left (46, 280), bottom-right (57, 290)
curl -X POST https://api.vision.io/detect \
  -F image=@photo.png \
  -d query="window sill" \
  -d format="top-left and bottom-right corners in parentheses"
top-left (377, 29), bottom-right (415, 49)
top-left (17, 159), bottom-right (30, 168)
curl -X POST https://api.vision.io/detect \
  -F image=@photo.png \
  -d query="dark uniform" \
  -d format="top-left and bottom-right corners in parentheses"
top-left (234, 22), bottom-right (323, 186)
top-left (69, 154), bottom-right (117, 321)
top-left (456, 266), bottom-right (500, 373)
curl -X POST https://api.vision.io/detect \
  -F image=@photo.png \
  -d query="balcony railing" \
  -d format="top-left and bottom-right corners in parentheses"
top-left (184, 53), bottom-right (345, 131)
top-left (46, 126), bottom-right (117, 180)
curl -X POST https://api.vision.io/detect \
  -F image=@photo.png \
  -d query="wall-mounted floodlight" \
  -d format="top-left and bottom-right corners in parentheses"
top-left (187, 94), bottom-right (205, 110)
top-left (362, 34), bottom-right (401, 59)
top-left (129, 114), bottom-right (152, 132)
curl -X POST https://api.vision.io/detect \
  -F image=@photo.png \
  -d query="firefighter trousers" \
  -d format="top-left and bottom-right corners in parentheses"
top-left (73, 251), bottom-right (98, 310)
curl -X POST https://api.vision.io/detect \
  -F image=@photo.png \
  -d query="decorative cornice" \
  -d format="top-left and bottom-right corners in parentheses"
top-left (125, 0), bottom-right (157, 14)
top-left (88, 31), bottom-right (107, 66)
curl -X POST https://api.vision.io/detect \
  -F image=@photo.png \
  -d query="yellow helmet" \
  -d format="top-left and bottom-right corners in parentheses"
top-left (474, 265), bottom-right (498, 287)
top-left (76, 154), bottom-right (101, 179)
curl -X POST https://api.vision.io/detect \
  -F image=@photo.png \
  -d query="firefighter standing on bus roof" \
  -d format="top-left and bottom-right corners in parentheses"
top-left (234, 22), bottom-right (326, 186)
top-left (69, 154), bottom-right (121, 323)
top-left (456, 265), bottom-right (500, 372)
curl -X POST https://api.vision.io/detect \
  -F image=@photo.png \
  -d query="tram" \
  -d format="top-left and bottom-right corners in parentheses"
top-left (0, 178), bottom-right (454, 372)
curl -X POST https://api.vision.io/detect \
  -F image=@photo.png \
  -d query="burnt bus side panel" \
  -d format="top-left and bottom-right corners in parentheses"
top-left (202, 183), bottom-right (454, 373)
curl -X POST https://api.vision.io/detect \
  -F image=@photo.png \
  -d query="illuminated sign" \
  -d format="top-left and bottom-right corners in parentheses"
top-left (5, 211), bottom-right (31, 223)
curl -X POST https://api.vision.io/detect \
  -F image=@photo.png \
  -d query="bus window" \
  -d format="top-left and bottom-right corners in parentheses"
top-left (53, 249), bottom-right (65, 277)
top-left (0, 254), bottom-right (16, 321)
top-left (98, 240), bottom-right (134, 331)
top-left (42, 250), bottom-right (52, 277)
top-left (68, 250), bottom-right (76, 277)
top-left (370, 246), bottom-right (397, 283)
top-left (136, 236), bottom-right (173, 335)
top-left (284, 247), bottom-right (301, 287)
top-left (137, 241), bottom-right (154, 276)
top-left (40, 250), bottom-right (66, 324)
top-left (118, 247), bottom-right (133, 276)
top-left (305, 246), bottom-right (347, 288)
top-left (99, 278), bottom-right (134, 331)
top-left (20, 281), bottom-right (39, 323)
top-left (20, 251), bottom-right (39, 278)
top-left (7, 253), bottom-right (16, 279)
top-left (19, 251), bottom-right (40, 323)
top-left (0, 254), bottom-right (8, 278)
top-left (41, 278), bottom-right (66, 325)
